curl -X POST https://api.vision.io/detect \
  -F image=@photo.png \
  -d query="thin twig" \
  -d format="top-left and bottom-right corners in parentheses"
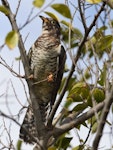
top-left (19, 7), bottom-right (34, 30)
top-left (10, 79), bottom-right (24, 107)
top-left (19, 0), bottom-right (56, 30)
top-left (14, 0), bottom-right (22, 18)
top-left (92, 52), bottom-right (113, 149)
top-left (1, 1), bottom-right (46, 149)
top-left (33, 78), bottom-right (48, 85)
top-left (2, 118), bottom-right (15, 149)
top-left (0, 44), bottom-right (5, 51)
top-left (82, 122), bottom-right (92, 145)
top-left (0, 56), bottom-right (24, 78)
top-left (48, 2), bottom-right (106, 126)
top-left (0, 110), bottom-right (41, 147)
top-left (90, 41), bottom-right (100, 124)
top-left (92, 85), bottom-right (113, 150)
top-left (5, 80), bottom-right (13, 116)
top-left (78, 0), bottom-right (88, 32)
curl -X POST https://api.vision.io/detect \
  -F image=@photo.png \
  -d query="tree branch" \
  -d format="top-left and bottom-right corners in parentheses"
top-left (1, 0), bottom-right (46, 148)
top-left (0, 110), bottom-right (43, 148)
top-left (48, 2), bottom-right (106, 126)
top-left (1, 1), bottom-right (107, 149)
top-left (103, 0), bottom-right (113, 9)
top-left (0, 56), bottom-right (24, 78)
top-left (92, 80), bottom-right (113, 149)
top-left (14, 0), bottom-right (22, 18)
top-left (53, 101), bottom-right (105, 137)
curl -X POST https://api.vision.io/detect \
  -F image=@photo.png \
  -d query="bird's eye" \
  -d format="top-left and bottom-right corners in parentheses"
top-left (51, 20), bottom-right (55, 24)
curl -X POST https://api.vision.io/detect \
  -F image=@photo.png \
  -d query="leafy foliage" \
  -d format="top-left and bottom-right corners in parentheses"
top-left (44, 11), bottom-right (59, 21)
top-left (16, 140), bottom-right (22, 150)
top-left (0, 5), bottom-right (9, 15)
top-left (55, 135), bottom-right (72, 150)
top-left (5, 31), bottom-right (19, 49)
top-left (1, 0), bottom-right (113, 150)
top-left (85, 26), bottom-right (113, 58)
top-left (33, 0), bottom-right (45, 8)
top-left (86, 0), bottom-right (102, 4)
top-left (51, 4), bottom-right (72, 19)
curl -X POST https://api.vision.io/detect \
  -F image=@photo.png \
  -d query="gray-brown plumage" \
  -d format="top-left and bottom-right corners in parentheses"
top-left (19, 16), bottom-right (66, 144)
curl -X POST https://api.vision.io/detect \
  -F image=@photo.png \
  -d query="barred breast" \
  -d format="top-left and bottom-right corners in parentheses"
top-left (29, 36), bottom-right (61, 121)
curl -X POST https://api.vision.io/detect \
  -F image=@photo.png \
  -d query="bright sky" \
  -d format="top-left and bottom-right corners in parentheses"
top-left (0, 0), bottom-right (113, 150)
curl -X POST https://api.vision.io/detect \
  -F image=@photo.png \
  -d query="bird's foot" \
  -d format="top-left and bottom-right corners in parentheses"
top-left (27, 74), bottom-right (34, 79)
top-left (47, 73), bottom-right (54, 82)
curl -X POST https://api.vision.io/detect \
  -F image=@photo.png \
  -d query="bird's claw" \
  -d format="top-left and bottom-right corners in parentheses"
top-left (47, 73), bottom-right (54, 82)
top-left (27, 74), bottom-right (34, 79)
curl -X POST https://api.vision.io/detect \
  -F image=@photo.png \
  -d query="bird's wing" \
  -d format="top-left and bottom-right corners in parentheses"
top-left (27, 46), bottom-right (33, 66)
top-left (27, 45), bottom-right (35, 75)
top-left (51, 45), bottom-right (66, 106)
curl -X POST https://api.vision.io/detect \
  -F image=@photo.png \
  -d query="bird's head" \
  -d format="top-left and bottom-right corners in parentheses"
top-left (39, 16), bottom-right (61, 36)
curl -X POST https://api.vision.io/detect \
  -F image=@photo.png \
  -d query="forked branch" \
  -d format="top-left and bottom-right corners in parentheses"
top-left (1, 0), bottom-right (46, 149)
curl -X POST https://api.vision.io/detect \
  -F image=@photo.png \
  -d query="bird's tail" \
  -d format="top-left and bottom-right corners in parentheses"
top-left (19, 103), bottom-right (49, 144)
top-left (19, 106), bottom-right (37, 144)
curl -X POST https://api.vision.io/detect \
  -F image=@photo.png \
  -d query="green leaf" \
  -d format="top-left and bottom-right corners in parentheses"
top-left (96, 35), bottom-right (113, 51)
top-left (72, 28), bottom-right (83, 39)
top-left (88, 112), bottom-right (101, 125)
top-left (87, 94), bottom-right (93, 107)
top-left (98, 65), bottom-right (106, 86)
top-left (5, 31), bottom-right (19, 49)
top-left (92, 88), bottom-right (105, 103)
top-left (51, 4), bottom-right (71, 19)
top-left (61, 20), bottom-right (71, 27)
top-left (85, 36), bottom-right (96, 50)
top-left (59, 77), bottom-right (76, 93)
top-left (0, 5), bottom-right (9, 15)
top-left (86, 0), bottom-right (102, 4)
top-left (48, 147), bottom-right (57, 150)
top-left (72, 103), bottom-right (88, 112)
top-left (68, 82), bottom-right (90, 100)
top-left (15, 56), bottom-right (21, 61)
top-left (33, 0), bottom-right (45, 8)
top-left (92, 122), bottom-right (98, 133)
top-left (84, 69), bottom-right (91, 80)
top-left (67, 94), bottom-right (83, 102)
top-left (61, 26), bottom-right (83, 48)
top-left (61, 137), bottom-right (72, 149)
top-left (44, 11), bottom-right (59, 21)
top-left (67, 77), bottom-right (76, 91)
top-left (72, 145), bottom-right (84, 150)
top-left (64, 99), bottom-right (73, 109)
top-left (56, 136), bottom-right (72, 149)
top-left (85, 26), bottom-right (108, 58)
top-left (16, 140), bottom-right (22, 150)
top-left (82, 122), bottom-right (88, 128)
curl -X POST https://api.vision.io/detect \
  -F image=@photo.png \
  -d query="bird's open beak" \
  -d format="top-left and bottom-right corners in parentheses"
top-left (39, 16), bottom-right (49, 23)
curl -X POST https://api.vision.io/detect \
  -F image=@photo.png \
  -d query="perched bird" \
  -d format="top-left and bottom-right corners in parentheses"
top-left (19, 16), bottom-right (66, 144)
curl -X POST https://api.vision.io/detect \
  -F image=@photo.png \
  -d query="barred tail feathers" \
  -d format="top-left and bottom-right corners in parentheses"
top-left (19, 106), bottom-right (37, 144)
top-left (19, 103), bottom-right (49, 144)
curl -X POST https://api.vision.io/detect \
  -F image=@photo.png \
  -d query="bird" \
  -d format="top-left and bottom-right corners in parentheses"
top-left (19, 16), bottom-right (66, 144)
